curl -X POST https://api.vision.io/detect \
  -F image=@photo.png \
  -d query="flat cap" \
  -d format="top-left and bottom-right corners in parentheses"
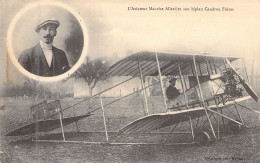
top-left (35, 19), bottom-right (60, 32)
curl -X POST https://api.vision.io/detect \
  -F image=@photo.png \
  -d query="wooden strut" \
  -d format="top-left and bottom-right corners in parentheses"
top-left (89, 81), bottom-right (161, 115)
top-left (223, 57), bottom-right (228, 70)
top-left (218, 101), bottom-right (226, 128)
top-left (233, 104), bottom-right (244, 125)
top-left (215, 109), bottom-right (220, 139)
top-left (209, 59), bottom-right (214, 75)
top-left (72, 100), bottom-right (80, 132)
top-left (214, 81), bottom-right (224, 95)
top-left (155, 52), bottom-right (168, 111)
top-left (207, 57), bottom-right (221, 137)
top-left (35, 131), bottom-right (192, 134)
top-left (250, 53), bottom-right (255, 86)
top-left (33, 139), bottom-right (195, 146)
top-left (225, 101), bottom-right (240, 119)
top-left (213, 58), bottom-right (218, 74)
top-left (188, 116), bottom-right (195, 142)
top-left (42, 77), bottom-right (136, 120)
top-left (199, 113), bottom-right (214, 131)
top-left (198, 62), bottom-right (203, 76)
top-left (177, 62), bottom-right (189, 108)
top-left (242, 58), bottom-right (251, 86)
top-left (206, 108), bottom-right (243, 125)
top-left (205, 58), bottom-right (212, 76)
top-left (193, 55), bottom-right (217, 139)
top-left (206, 57), bottom-right (221, 137)
top-left (58, 108), bottom-right (66, 141)
top-left (235, 102), bottom-right (260, 114)
top-left (138, 57), bottom-right (149, 115)
top-left (99, 95), bottom-right (109, 142)
top-left (213, 95), bottom-right (224, 125)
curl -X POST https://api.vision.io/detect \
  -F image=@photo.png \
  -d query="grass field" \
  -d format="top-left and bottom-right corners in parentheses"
top-left (0, 95), bottom-right (260, 162)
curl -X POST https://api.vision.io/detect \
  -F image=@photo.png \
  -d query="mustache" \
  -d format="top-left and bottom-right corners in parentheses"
top-left (43, 35), bottom-right (53, 38)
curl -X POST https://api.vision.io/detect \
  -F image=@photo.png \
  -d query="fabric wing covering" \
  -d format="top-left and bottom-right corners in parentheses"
top-left (118, 108), bottom-right (205, 135)
top-left (6, 114), bottom-right (91, 136)
top-left (117, 96), bottom-right (250, 135)
top-left (106, 51), bottom-right (240, 135)
top-left (105, 51), bottom-right (239, 77)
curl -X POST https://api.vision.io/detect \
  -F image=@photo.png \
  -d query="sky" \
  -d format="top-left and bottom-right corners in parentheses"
top-left (0, 0), bottom-right (260, 86)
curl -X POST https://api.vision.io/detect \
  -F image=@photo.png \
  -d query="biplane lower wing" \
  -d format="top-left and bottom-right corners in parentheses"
top-left (118, 96), bottom-right (251, 135)
top-left (6, 114), bottom-right (92, 136)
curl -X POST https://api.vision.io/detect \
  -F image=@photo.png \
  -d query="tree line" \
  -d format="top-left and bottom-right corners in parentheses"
top-left (1, 57), bottom-right (110, 100)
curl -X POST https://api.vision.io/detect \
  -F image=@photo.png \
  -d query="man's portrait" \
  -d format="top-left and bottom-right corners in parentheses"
top-left (8, 3), bottom-right (87, 79)
top-left (18, 19), bottom-right (70, 77)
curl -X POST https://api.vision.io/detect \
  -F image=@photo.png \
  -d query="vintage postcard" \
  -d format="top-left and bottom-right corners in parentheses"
top-left (0, 0), bottom-right (259, 162)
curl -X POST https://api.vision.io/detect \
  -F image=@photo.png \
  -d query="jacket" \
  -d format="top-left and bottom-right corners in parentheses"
top-left (18, 44), bottom-right (70, 77)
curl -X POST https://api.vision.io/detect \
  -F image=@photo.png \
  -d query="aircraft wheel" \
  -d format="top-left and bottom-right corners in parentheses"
top-left (226, 121), bottom-right (242, 134)
top-left (195, 131), bottom-right (211, 146)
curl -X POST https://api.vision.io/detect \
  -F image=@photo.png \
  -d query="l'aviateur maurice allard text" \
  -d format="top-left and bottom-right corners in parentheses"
top-left (128, 7), bottom-right (181, 11)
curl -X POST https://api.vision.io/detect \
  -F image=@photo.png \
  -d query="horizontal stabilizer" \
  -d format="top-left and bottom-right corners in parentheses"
top-left (6, 114), bottom-right (92, 136)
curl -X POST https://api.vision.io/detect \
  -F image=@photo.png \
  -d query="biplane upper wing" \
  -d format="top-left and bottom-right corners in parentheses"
top-left (106, 51), bottom-right (239, 77)
top-left (118, 96), bottom-right (251, 135)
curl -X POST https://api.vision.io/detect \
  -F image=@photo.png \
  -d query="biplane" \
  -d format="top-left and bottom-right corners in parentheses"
top-left (6, 51), bottom-right (259, 146)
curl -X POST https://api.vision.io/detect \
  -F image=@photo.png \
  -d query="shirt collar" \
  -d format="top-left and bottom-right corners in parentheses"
top-left (40, 41), bottom-right (53, 50)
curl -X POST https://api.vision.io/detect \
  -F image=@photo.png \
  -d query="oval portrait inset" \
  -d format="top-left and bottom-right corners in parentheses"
top-left (7, 1), bottom-right (88, 82)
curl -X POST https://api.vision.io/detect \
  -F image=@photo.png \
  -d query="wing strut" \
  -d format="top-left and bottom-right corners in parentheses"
top-left (235, 102), bottom-right (260, 114)
top-left (99, 96), bottom-right (109, 142)
top-left (206, 108), bottom-right (243, 125)
top-left (58, 108), bottom-right (66, 141)
top-left (155, 53), bottom-right (168, 111)
top-left (177, 62), bottom-right (189, 108)
top-left (242, 59), bottom-right (251, 85)
top-left (193, 55), bottom-right (217, 139)
top-left (138, 57), bottom-right (149, 115)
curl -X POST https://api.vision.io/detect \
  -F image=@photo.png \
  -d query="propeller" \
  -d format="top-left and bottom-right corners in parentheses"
top-left (225, 58), bottom-right (258, 102)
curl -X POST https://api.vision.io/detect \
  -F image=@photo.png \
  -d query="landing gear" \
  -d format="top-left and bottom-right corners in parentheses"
top-left (195, 131), bottom-right (211, 146)
top-left (226, 121), bottom-right (243, 134)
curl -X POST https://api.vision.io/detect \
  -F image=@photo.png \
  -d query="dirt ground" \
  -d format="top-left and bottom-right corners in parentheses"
top-left (0, 96), bottom-right (260, 162)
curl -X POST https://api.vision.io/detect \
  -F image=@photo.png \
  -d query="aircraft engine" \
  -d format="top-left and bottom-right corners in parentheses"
top-left (222, 68), bottom-right (243, 98)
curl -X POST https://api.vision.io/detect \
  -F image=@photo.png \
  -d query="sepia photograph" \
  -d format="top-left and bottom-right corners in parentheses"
top-left (7, 1), bottom-right (88, 81)
top-left (0, 0), bottom-right (260, 162)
